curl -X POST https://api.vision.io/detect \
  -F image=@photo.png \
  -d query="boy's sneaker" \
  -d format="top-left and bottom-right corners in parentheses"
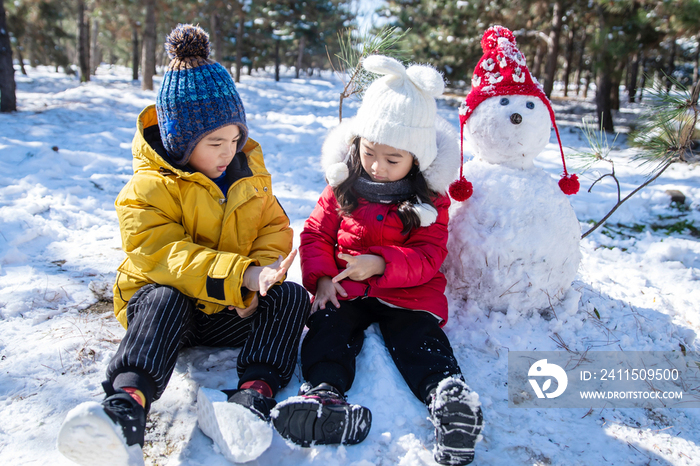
top-left (197, 387), bottom-right (276, 463)
top-left (429, 377), bottom-right (484, 466)
top-left (57, 383), bottom-right (146, 466)
top-left (271, 382), bottom-right (372, 447)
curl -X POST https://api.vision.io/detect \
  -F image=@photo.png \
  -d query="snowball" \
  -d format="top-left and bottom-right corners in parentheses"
top-left (196, 387), bottom-right (273, 463)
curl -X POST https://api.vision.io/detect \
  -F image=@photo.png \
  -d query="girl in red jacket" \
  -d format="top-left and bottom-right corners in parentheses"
top-left (272, 56), bottom-right (484, 466)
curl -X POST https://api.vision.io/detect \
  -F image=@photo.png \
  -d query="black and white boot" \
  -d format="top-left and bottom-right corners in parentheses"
top-left (57, 382), bottom-right (146, 466)
top-left (429, 377), bottom-right (484, 466)
top-left (197, 387), bottom-right (276, 463)
top-left (271, 382), bottom-right (372, 447)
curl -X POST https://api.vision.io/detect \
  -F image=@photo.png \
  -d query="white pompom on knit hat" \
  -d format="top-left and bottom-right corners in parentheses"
top-left (324, 55), bottom-right (446, 186)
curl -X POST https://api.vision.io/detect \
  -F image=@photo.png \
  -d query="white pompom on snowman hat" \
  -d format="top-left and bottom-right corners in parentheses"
top-left (322, 55), bottom-right (459, 193)
top-left (449, 25), bottom-right (579, 201)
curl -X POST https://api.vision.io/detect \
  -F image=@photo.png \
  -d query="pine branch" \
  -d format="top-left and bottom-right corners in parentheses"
top-left (570, 115), bottom-right (620, 174)
top-left (328, 27), bottom-right (410, 122)
top-left (580, 78), bottom-right (699, 239)
top-left (631, 75), bottom-right (700, 169)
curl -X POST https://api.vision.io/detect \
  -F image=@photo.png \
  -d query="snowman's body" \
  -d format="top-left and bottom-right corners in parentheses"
top-left (444, 95), bottom-right (581, 313)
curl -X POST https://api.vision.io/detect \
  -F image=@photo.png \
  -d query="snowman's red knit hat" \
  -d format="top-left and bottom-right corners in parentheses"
top-left (450, 25), bottom-right (579, 200)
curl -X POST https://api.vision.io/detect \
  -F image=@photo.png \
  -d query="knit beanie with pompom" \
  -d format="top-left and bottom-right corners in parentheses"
top-left (156, 24), bottom-right (248, 165)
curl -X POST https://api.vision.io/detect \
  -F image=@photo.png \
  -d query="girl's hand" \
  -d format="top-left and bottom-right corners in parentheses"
top-left (243, 250), bottom-right (297, 296)
top-left (333, 253), bottom-right (386, 283)
top-left (312, 276), bottom-right (347, 313)
top-left (228, 292), bottom-right (259, 318)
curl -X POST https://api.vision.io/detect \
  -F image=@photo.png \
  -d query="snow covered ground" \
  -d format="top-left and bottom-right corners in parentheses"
top-left (1, 65), bottom-right (699, 465)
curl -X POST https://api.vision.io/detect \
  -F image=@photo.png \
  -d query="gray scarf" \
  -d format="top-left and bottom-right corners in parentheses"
top-left (352, 175), bottom-right (415, 204)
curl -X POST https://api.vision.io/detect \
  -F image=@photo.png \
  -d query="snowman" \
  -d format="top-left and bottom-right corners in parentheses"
top-left (444, 26), bottom-right (581, 315)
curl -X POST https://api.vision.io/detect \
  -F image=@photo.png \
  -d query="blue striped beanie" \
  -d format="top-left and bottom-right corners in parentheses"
top-left (156, 24), bottom-right (248, 165)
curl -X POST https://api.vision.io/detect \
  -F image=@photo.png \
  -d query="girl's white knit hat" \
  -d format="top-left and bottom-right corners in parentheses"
top-left (324, 55), bottom-right (447, 187)
top-left (355, 55), bottom-right (443, 167)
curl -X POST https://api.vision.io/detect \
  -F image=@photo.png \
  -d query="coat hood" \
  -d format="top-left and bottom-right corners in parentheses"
top-left (132, 105), bottom-right (268, 186)
top-left (320, 115), bottom-right (461, 194)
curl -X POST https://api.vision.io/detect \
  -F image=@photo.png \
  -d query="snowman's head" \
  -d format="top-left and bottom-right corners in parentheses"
top-left (450, 25), bottom-right (579, 198)
top-left (464, 94), bottom-right (551, 169)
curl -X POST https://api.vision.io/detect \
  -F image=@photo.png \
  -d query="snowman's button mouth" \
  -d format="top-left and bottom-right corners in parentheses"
top-left (510, 113), bottom-right (522, 124)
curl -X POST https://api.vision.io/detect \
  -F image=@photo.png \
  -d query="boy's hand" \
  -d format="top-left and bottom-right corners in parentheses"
top-left (243, 250), bottom-right (297, 296)
top-left (333, 253), bottom-right (386, 283)
top-left (312, 276), bottom-right (347, 313)
top-left (229, 292), bottom-right (259, 318)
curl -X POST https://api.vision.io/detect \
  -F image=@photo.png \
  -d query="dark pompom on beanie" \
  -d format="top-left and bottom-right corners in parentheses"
top-left (156, 24), bottom-right (248, 165)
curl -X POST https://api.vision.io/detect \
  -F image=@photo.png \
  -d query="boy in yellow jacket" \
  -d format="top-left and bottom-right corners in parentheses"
top-left (57, 24), bottom-right (310, 465)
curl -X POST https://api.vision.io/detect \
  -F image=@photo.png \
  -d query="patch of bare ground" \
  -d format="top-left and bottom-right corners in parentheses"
top-left (80, 300), bottom-right (113, 315)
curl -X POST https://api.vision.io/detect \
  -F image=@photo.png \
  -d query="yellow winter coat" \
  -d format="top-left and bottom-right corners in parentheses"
top-left (112, 105), bottom-right (293, 328)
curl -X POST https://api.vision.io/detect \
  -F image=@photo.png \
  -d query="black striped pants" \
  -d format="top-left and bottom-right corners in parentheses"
top-left (106, 281), bottom-right (309, 403)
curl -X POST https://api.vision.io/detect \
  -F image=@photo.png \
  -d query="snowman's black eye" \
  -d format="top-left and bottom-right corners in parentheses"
top-left (500, 98), bottom-right (509, 106)
top-left (526, 101), bottom-right (535, 109)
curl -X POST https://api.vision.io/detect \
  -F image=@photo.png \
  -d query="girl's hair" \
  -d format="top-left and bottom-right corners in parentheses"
top-left (333, 137), bottom-right (437, 235)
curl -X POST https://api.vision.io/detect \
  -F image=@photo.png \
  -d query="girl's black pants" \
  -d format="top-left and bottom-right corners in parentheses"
top-left (301, 297), bottom-right (462, 404)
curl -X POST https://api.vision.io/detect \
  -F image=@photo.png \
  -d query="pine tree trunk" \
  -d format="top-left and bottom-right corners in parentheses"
top-left (583, 69), bottom-right (591, 99)
top-left (628, 51), bottom-right (640, 103)
top-left (0, 0), bottom-right (17, 112)
top-left (543, 0), bottom-right (563, 98)
top-left (595, 7), bottom-right (614, 132)
top-left (210, 13), bottom-right (221, 61)
top-left (666, 38), bottom-right (676, 92)
top-left (693, 40), bottom-right (699, 86)
top-left (90, 19), bottom-right (100, 75)
top-left (596, 70), bottom-right (614, 132)
top-left (575, 30), bottom-right (587, 96)
top-left (563, 27), bottom-right (575, 97)
top-left (131, 24), bottom-right (139, 81)
top-left (611, 67), bottom-right (622, 111)
top-left (235, 9), bottom-right (244, 82)
top-left (532, 41), bottom-right (546, 80)
top-left (693, 35), bottom-right (700, 85)
top-left (639, 58), bottom-right (647, 102)
top-left (141, 0), bottom-right (156, 91)
top-left (77, 0), bottom-right (90, 83)
top-left (296, 35), bottom-right (305, 79)
top-left (14, 41), bottom-right (28, 75)
top-left (275, 38), bottom-right (281, 82)
top-left (156, 37), bottom-right (166, 69)
top-left (108, 30), bottom-right (116, 66)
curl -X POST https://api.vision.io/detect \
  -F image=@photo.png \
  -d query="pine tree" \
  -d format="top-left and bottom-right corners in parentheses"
top-left (6, 2), bottom-right (29, 75)
top-left (141, 0), bottom-right (156, 90)
top-left (590, 1), bottom-right (666, 132)
top-left (9, 0), bottom-right (72, 72)
top-left (77, 0), bottom-right (90, 82)
top-left (1, 0), bottom-right (17, 112)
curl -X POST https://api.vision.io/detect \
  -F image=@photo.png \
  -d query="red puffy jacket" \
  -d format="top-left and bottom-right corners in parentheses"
top-left (300, 185), bottom-right (450, 325)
